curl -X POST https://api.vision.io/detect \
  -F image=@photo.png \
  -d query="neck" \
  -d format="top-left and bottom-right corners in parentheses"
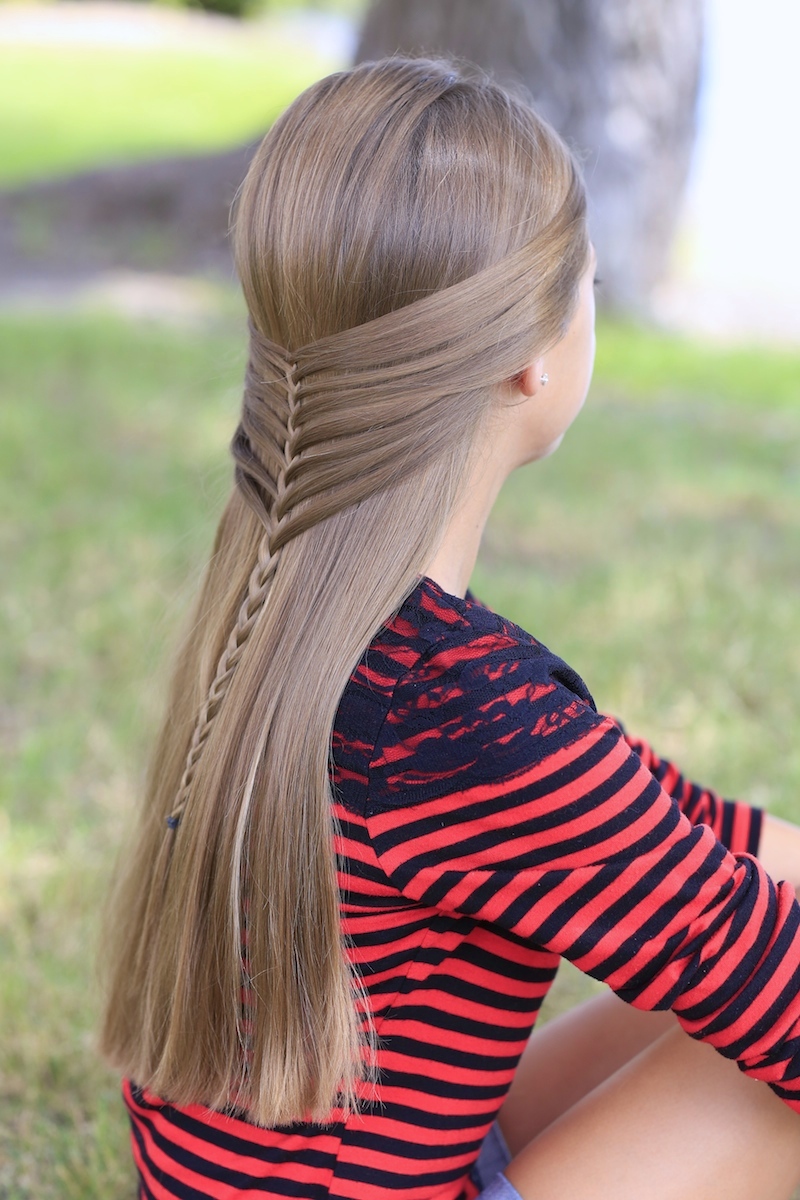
top-left (422, 454), bottom-right (509, 599)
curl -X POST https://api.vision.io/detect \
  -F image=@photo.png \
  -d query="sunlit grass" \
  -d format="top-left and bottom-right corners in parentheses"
top-left (0, 41), bottom-right (338, 186)
top-left (2, 305), bottom-right (800, 1193)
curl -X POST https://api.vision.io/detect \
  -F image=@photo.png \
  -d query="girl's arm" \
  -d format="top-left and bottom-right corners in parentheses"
top-left (367, 651), bottom-right (800, 1114)
top-left (613, 720), bottom-right (762, 856)
top-left (617, 720), bottom-right (800, 894)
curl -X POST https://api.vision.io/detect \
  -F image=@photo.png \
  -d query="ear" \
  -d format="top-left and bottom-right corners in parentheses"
top-left (511, 357), bottom-right (546, 398)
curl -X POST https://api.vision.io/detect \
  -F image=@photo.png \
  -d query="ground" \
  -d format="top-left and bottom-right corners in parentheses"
top-left (3, 5), bottom-right (800, 1197)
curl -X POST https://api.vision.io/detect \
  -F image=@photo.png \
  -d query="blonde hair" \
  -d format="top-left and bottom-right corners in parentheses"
top-left (99, 56), bottom-right (588, 1126)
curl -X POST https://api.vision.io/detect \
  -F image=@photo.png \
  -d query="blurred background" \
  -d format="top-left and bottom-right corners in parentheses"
top-left (2, 1), bottom-right (800, 1195)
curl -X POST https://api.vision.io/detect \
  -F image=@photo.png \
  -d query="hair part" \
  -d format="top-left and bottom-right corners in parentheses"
top-left (99, 55), bottom-right (588, 1125)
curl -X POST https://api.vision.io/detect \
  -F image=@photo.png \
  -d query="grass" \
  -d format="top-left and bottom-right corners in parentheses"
top-left (2, 303), bottom-right (800, 1194)
top-left (0, 40), bottom-right (339, 187)
top-left (0, 311), bottom-right (244, 1198)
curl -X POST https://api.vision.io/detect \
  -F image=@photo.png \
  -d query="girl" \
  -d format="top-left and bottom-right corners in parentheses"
top-left (100, 57), bottom-right (800, 1200)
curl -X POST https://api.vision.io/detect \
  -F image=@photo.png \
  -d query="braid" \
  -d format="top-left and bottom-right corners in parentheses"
top-left (166, 338), bottom-right (301, 830)
top-left (164, 197), bottom-right (585, 835)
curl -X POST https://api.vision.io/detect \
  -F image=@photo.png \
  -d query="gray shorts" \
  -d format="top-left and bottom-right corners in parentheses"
top-left (472, 1122), bottom-right (522, 1200)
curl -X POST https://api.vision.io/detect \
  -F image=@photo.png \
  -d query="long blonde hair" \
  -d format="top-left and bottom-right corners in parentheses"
top-left (99, 56), bottom-right (588, 1126)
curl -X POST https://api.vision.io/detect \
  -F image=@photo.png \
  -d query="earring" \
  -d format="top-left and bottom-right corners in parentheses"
top-left (540, 373), bottom-right (549, 386)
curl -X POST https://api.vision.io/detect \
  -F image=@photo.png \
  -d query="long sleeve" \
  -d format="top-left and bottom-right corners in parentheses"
top-left (609, 718), bottom-right (763, 857)
top-left (366, 640), bottom-right (800, 1114)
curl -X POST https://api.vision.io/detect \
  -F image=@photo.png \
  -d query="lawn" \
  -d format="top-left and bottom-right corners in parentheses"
top-left (2, 303), bottom-right (800, 1195)
top-left (0, 37), bottom-right (340, 187)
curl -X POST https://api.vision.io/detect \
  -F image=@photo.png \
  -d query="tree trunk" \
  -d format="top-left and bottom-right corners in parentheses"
top-left (355, 0), bottom-right (703, 314)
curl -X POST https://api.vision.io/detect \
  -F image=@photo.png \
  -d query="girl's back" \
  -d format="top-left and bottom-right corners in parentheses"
top-left (99, 55), bottom-right (800, 1200)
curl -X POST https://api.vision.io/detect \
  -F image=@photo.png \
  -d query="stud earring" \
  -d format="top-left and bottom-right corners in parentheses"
top-left (540, 373), bottom-right (549, 386)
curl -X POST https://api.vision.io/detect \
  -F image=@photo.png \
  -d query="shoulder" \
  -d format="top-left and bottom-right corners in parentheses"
top-left (366, 579), bottom-right (602, 809)
top-left (386, 579), bottom-right (594, 720)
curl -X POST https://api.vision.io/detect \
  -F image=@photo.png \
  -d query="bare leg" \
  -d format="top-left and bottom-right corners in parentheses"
top-left (502, 1023), bottom-right (800, 1200)
top-left (499, 988), bottom-right (676, 1154)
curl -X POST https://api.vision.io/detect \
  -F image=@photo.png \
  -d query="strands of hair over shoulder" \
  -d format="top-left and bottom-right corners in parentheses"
top-left (98, 56), bottom-right (589, 1126)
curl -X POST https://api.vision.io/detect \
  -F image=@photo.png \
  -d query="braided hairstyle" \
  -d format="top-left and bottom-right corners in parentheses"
top-left (100, 56), bottom-right (588, 1126)
top-left (167, 331), bottom-right (302, 831)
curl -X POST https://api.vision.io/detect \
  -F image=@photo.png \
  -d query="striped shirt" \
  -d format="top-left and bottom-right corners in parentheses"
top-left (126, 576), bottom-right (800, 1200)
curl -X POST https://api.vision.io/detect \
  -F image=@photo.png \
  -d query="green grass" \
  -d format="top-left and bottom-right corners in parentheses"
top-left (0, 310), bottom-right (245, 1198)
top-left (2, 305), bottom-right (800, 1194)
top-left (0, 41), bottom-right (339, 187)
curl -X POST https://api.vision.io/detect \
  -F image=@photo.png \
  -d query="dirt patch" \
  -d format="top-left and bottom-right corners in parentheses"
top-left (0, 141), bottom-right (257, 294)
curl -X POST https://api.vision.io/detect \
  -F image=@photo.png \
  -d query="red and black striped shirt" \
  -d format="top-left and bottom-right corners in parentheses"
top-left (127, 577), bottom-right (800, 1200)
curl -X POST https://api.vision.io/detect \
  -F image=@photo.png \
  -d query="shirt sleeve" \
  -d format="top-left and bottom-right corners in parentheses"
top-left (606, 716), bottom-right (763, 857)
top-left (365, 644), bottom-right (800, 1114)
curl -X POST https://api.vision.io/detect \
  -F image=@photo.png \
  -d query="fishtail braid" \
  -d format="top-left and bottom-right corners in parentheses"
top-left (166, 332), bottom-right (302, 830)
